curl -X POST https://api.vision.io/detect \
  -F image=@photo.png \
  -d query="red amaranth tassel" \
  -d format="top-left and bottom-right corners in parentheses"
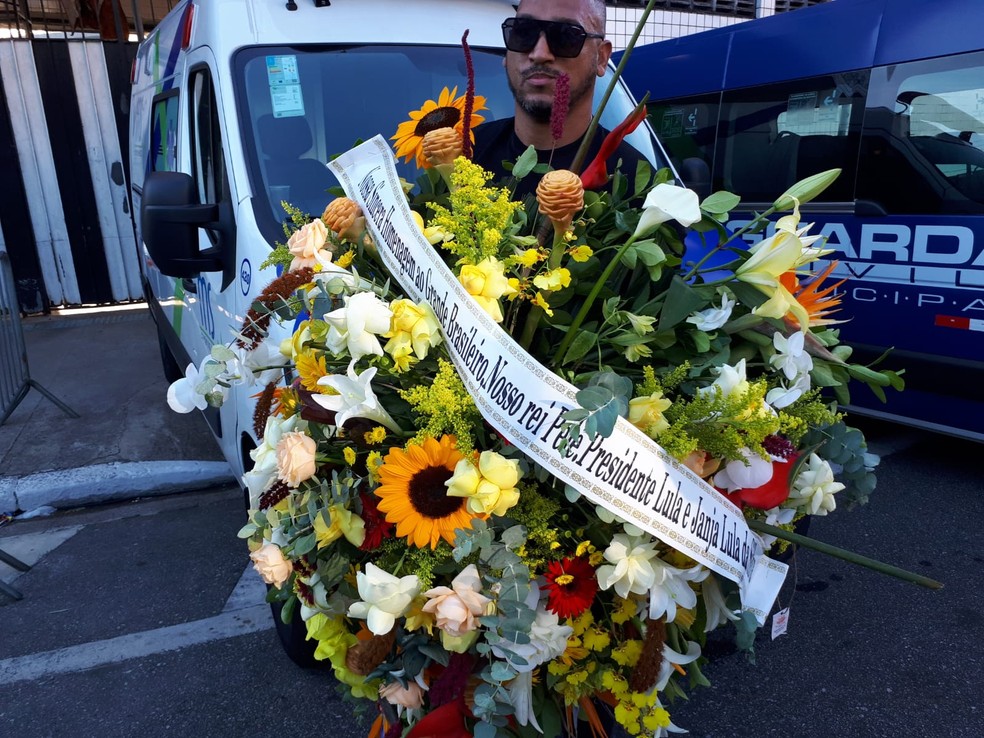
top-left (550, 72), bottom-right (571, 142)
top-left (461, 29), bottom-right (475, 159)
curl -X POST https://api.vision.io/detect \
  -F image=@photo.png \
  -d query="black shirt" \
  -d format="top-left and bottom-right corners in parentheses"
top-left (472, 117), bottom-right (649, 200)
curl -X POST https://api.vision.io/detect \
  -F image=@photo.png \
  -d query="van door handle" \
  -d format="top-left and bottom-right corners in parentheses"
top-left (182, 278), bottom-right (198, 293)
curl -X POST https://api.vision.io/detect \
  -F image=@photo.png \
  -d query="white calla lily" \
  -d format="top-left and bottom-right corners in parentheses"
top-left (314, 363), bottom-right (402, 432)
top-left (633, 183), bottom-right (702, 239)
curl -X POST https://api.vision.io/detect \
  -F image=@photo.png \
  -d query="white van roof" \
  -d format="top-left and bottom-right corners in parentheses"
top-left (158, 0), bottom-right (514, 52)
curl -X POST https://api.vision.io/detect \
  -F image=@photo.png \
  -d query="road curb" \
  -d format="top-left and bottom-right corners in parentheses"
top-left (0, 461), bottom-right (237, 514)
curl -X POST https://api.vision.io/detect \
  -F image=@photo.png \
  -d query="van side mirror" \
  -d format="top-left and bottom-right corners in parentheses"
top-left (141, 171), bottom-right (236, 288)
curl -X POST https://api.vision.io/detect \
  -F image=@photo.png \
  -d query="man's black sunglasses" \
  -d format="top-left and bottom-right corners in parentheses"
top-left (501, 17), bottom-right (605, 58)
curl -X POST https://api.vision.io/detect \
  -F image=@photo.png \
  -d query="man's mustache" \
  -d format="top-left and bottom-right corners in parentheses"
top-left (522, 66), bottom-right (559, 82)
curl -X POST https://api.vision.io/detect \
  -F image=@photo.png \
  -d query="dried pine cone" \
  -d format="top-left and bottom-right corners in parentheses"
top-left (422, 127), bottom-right (462, 168)
top-left (536, 169), bottom-right (584, 233)
top-left (345, 629), bottom-right (396, 676)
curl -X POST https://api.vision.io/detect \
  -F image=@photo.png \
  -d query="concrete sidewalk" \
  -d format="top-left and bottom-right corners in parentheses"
top-left (0, 304), bottom-right (235, 516)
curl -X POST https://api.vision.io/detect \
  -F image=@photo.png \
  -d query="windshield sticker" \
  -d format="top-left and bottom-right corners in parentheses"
top-left (266, 55), bottom-right (304, 118)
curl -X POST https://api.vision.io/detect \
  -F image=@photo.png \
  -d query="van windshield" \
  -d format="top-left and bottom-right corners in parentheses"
top-left (233, 44), bottom-right (660, 241)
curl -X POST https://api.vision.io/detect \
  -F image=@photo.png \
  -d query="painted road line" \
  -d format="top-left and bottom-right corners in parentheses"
top-left (0, 525), bottom-right (82, 584)
top-left (222, 564), bottom-right (268, 613)
top-left (0, 604), bottom-right (274, 686)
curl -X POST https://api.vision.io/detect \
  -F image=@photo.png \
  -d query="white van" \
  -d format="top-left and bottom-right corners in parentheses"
top-left (130, 0), bottom-right (671, 484)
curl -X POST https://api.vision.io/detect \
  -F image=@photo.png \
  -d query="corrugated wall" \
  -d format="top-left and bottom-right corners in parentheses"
top-left (0, 37), bottom-right (138, 313)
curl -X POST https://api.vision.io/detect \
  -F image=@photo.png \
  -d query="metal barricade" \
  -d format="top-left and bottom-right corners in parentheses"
top-left (0, 250), bottom-right (79, 426)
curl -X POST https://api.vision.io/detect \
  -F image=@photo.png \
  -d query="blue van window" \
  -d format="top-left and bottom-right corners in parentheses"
top-left (857, 50), bottom-right (984, 215)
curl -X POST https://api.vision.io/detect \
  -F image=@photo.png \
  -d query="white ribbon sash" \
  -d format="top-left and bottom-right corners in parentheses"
top-left (329, 136), bottom-right (786, 623)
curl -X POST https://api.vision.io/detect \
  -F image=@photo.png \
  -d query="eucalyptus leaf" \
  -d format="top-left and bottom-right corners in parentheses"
top-left (512, 146), bottom-right (539, 180)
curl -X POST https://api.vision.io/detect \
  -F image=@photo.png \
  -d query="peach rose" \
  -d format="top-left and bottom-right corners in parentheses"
top-left (287, 218), bottom-right (329, 271)
top-left (249, 541), bottom-right (292, 587)
top-left (275, 430), bottom-right (317, 487)
top-left (379, 680), bottom-right (425, 710)
top-left (421, 564), bottom-right (490, 637)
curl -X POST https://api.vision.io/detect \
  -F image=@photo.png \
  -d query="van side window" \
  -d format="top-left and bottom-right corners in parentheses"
top-left (858, 50), bottom-right (984, 215)
top-left (150, 92), bottom-right (179, 172)
top-left (190, 69), bottom-right (229, 209)
top-left (648, 94), bottom-right (720, 199)
top-left (716, 74), bottom-right (866, 204)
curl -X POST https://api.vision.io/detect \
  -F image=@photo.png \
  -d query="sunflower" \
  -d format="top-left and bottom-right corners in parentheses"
top-left (391, 86), bottom-right (486, 169)
top-left (374, 435), bottom-right (482, 549)
top-left (543, 556), bottom-right (598, 619)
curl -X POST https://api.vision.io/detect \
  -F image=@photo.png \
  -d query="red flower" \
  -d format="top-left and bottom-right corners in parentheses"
top-left (724, 454), bottom-right (799, 510)
top-left (580, 98), bottom-right (648, 190)
top-left (359, 493), bottom-right (394, 551)
top-left (543, 556), bottom-right (598, 619)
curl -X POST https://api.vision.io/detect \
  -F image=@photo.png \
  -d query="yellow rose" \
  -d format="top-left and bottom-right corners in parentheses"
top-left (628, 393), bottom-right (672, 437)
top-left (445, 451), bottom-right (522, 516)
top-left (249, 541), bottom-right (292, 587)
top-left (275, 430), bottom-right (318, 487)
top-left (384, 299), bottom-right (443, 360)
top-left (287, 218), bottom-right (329, 271)
top-left (458, 257), bottom-right (516, 323)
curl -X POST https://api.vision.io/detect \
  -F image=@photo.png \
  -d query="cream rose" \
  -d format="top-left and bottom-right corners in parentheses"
top-left (249, 541), bottom-right (292, 587)
top-left (276, 430), bottom-right (318, 487)
top-left (287, 218), bottom-right (329, 271)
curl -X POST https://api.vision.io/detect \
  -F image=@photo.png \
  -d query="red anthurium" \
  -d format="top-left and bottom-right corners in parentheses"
top-left (405, 698), bottom-right (472, 738)
top-left (725, 454), bottom-right (799, 510)
top-left (580, 98), bottom-right (649, 190)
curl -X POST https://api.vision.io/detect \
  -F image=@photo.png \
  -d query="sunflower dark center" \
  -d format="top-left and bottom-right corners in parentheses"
top-left (414, 106), bottom-right (462, 137)
top-left (408, 465), bottom-right (463, 519)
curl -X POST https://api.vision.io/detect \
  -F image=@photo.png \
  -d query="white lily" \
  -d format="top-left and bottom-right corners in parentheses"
top-left (596, 534), bottom-right (660, 598)
top-left (633, 183), bottom-right (702, 239)
top-left (324, 290), bottom-right (393, 361)
top-left (697, 359), bottom-right (750, 402)
top-left (649, 561), bottom-right (707, 623)
top-left (655, 638), bottom-right (702, 691)
top-left (314, 363), bottom-right (401, 432)
top-left (347, 562), bottom-right (420, 635)
top-left (701, 573), bottom-right (741, 632)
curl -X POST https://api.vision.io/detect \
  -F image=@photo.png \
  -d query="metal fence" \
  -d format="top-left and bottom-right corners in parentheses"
top-left (0, 250), bottom-right (78, 425)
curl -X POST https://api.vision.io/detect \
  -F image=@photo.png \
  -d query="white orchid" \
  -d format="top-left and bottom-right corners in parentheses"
top-left (166, 359), bottom-right (217, 413)
top-left (243, 413), bottom-right (308, 508)
top-left (766, 372), bottom-right (812, 410)
top-left (697, 359), bottom-right (750, 402)
top-left (649, 561), bottom-right (707, 623)
top-left (633, 183), bottom-right (702, 239)
top-left (231, 339), bottom-right (288, 387)
top-left (759, 505), bottom-right (797, 548)
top-left (347, 562), bottom-right (420, 635)
top-left (324, 290), bottom-right (393, 361)
top-left (686, 291), bottom-right (736, 332)
top-left (786, 453), bottom-right (844, 516)
top-left (597, 534), bottom-right (661, 598)
top-left (314, 363), bottom-right (401, 431)
top-left (770, 330), bottom-right (813, 381)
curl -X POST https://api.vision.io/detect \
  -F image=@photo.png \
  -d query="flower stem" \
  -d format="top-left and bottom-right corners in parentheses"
top-left (570, 0), bottom-right (661, 175)
top-left (680, 206), bottom-right (779, 282)
top-left (519, 228), bottom-right (568, 349)
top-left (748, 520), bottom-right (943, 590)
top-left (553, 234), bottom-right (638, 364)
